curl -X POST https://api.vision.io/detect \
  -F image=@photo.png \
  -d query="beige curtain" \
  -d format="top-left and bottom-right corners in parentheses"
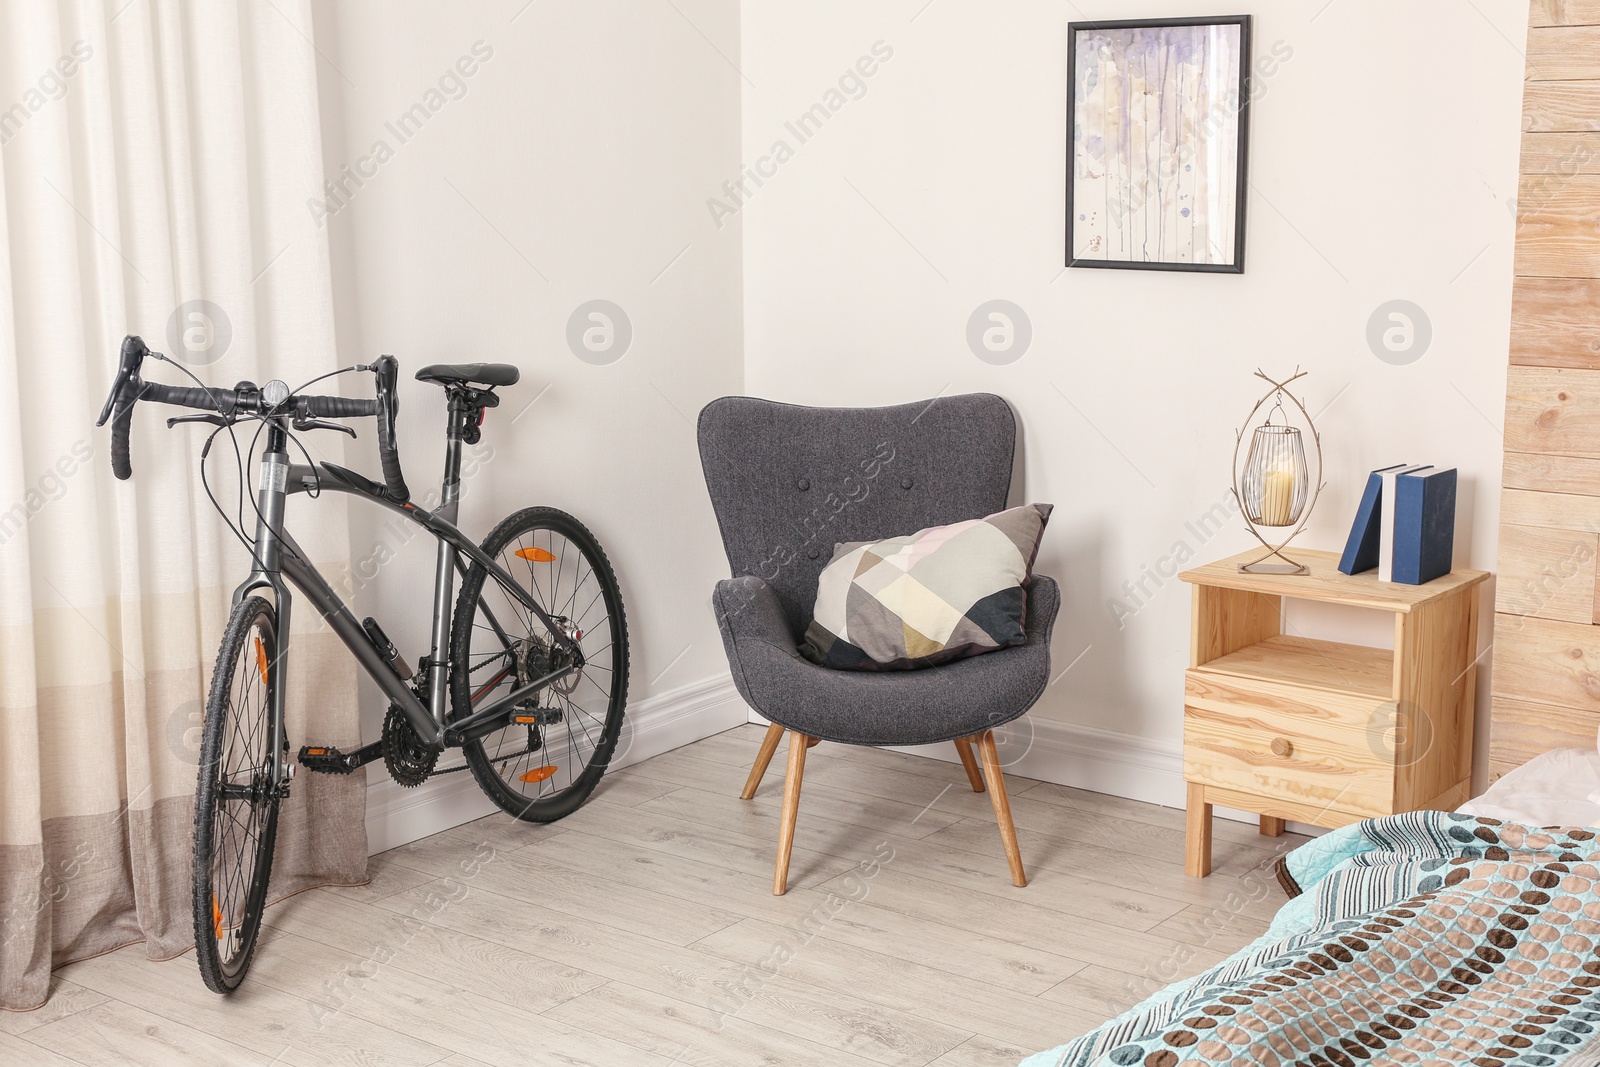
top-left (0, 0), bottom-right (366, 1011)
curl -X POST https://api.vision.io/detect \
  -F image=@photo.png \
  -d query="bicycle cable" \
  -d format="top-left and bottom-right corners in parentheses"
top-left (146, 348), bottom-right (328, 563)
top-left (198, 422), bottom-right (256, 556)
top-left (280, 363), bottom-right (374, 501)
top-left (288, 363), bottom-right (369, 396)
top-left (146, 349), bottom-right (267, 554)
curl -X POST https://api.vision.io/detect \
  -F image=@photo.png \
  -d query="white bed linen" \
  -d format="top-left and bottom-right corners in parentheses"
top-left (1457, 747), bottom-right (1600, 829)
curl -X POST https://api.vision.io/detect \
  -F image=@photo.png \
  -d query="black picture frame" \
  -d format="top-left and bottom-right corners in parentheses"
top-left (1065, 14), bottom-right (1252, 274)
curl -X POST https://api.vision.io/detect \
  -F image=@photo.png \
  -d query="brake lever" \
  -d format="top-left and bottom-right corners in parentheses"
top-left (167, 413), bottom-right (231, 429)
top-left (293, 416), bottom-right (357, 439)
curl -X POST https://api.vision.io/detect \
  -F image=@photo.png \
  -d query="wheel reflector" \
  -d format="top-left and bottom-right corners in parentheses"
top-left (518, 765), bottom-right (559, 783)
top-left (212, 895), bottom-right (223, 939)
top-left (515, 547), bottom-right (557, 562)
top-left (254, 636), bottom-right (269, 684)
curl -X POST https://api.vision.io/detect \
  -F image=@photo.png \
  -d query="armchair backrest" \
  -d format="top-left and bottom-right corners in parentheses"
top-left (697, 394), bottom-right (1016, 636)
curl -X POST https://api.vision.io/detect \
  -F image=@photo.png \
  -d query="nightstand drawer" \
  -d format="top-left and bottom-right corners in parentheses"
top-left (1183, 670), bottom-right (1389, 744)
top-left (1183, 673), bottom-right (1395, 819)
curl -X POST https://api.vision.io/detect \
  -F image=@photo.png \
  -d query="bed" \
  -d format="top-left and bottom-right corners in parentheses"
top-left (1023, 747), bottom-right (1600, 1066)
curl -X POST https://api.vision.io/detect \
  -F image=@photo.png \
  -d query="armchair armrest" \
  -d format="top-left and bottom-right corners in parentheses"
top-left (1023, 574), bottom-right (1060, 643)
top-left (714, 575), bottom-right (812, 719)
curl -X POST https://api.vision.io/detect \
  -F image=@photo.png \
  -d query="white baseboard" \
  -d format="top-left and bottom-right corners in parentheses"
top-left (749, 702), bottom-right (1323, 836)
top-left (363, 661), bottom-right (1326, 855)
top-left (365, 675), bottom-right (748, 853)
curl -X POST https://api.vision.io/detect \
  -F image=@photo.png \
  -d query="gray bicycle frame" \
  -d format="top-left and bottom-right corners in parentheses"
top-left (234, 414), bottom-right (578, 789)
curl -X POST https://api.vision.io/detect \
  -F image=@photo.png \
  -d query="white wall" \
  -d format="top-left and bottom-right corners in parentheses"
top-left (738, 3), bottom-right (1527, 778)
top-left (307, 0), bottom-right (747, 842)
top-left (304, 1), bottom-right (1531, 842)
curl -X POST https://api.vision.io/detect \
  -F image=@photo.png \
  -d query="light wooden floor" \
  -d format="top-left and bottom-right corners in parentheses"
top-left (15, 725), bottom-right (1306, 1067)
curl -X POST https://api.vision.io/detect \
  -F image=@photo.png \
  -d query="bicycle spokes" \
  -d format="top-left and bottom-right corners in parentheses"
top-left (450, 508), bottom-right (628, 822)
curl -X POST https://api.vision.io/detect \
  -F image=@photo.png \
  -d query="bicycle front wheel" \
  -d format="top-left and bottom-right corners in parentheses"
top-left (450, 507), bottom-right (629, 822)
top-left (193, 595), bottom-right (281, 993)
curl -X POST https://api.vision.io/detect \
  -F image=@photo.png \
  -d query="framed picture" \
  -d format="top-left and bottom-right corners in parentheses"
top-left (1066, 15), bottom-right (1251, 273)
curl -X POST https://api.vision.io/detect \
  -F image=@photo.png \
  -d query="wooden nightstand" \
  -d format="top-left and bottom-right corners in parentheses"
top-left (1178, 548), bottom-right (1489, 877)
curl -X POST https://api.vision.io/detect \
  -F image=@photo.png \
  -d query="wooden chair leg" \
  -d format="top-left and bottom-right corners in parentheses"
top-left (774, 731), bottom-right (810, 895)
top-left (953, 737), bottom-right (985, 792)
top-left (975, 730), bottom-right (1026, 887)
top-left (740, 722), bottom-right (786, 800)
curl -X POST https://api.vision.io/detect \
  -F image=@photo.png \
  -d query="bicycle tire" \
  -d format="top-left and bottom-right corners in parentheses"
top-left (193, 596), bottom-right (281, 993)
top-left (449, 507), bottom-right (629, 822)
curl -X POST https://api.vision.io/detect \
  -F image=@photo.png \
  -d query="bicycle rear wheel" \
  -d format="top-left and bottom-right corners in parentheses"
top-left (450, 507), bottom-right (628, 822)
top-left (193, 596), bottom-right (281, 993)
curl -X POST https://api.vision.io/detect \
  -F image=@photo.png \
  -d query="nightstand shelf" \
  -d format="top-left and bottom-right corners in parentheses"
top-left (1197, 634), bottom-right (1394, 700)
top-left (1179, 548), bottom-right (1488, 877)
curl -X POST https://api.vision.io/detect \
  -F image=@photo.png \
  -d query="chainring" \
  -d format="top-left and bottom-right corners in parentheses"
top-left (382, 706), bottom-right (438, 788)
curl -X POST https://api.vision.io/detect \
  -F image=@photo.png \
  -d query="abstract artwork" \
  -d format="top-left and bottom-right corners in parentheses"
top-left (1066, 16), bottom-right (1251, 273)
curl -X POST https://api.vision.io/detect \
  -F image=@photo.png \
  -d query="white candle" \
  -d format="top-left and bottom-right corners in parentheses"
top-left (1261, 468), bottom-right (1294, 526)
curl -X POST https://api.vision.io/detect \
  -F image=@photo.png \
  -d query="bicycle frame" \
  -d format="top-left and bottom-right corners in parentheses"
top-left (234, 395), bottom-right (580, 791)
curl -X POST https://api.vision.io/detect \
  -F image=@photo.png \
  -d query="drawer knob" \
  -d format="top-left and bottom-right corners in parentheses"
top-left (1270, 737), bottom-right (1293, 758)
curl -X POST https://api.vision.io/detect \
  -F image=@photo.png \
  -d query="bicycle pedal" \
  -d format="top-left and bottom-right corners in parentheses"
top-left (512, 707), bottom-right (563, 726)
top-left (298, 745), bottom-right (355, 775)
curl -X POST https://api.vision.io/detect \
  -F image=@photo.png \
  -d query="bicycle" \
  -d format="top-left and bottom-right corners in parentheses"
top-left (96, 336), bottom-right (629, 993)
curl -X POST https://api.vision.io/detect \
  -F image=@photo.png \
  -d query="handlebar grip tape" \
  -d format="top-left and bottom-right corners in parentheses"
top-left (110, 392), bottom-right (135, 480)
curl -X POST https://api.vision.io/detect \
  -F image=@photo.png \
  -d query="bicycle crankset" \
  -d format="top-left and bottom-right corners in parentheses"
top-left (382, 706), bottom-right (438, 788)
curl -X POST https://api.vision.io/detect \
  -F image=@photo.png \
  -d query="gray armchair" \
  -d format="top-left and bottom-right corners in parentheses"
top-left (698, 394), bottom-right (1060, 894)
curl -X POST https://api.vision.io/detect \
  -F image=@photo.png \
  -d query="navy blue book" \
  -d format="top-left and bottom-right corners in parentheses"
top-left (1392, 467), bottom-right (1457, 585)
top-left (1339, 464), bottom-right (1409, 575)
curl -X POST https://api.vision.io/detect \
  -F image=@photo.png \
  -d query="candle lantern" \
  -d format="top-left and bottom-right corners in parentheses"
top-left (1231, 369), bottom-right (1324, 575)
top-left (1241, 424), bottom-right (1307, 528)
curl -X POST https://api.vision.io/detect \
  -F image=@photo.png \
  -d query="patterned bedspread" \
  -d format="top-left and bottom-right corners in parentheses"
top-left (1023, 812), bottom-right (1600, 1066)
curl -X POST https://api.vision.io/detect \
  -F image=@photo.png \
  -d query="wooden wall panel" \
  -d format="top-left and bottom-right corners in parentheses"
top-left (1531, 0), bottom-right (1600, 27)
top-left (1493, 11), bottom-right (1600, 780)
top-left (1527, 28), bottom-right (1600, 80)
top-left (1503, 451), bottom-right (1600, 494)
top-left (1489, 696), bottom-right (1600, 779)
top-left (1523, 83), bottom-right (1600, 131)
top-left (1513, 175), bottom-right (1600, 277)
top-left (1495, 525), bottom-right (1599, 623)
top-left (1521, 133), bottom-right (1600, 175)
top-left (1503, 366), bottom-right (1600, 456)
top-left (1510, 277), bottom-right (1600, 368)
top-left (1500, 487), bottom-right (1600, 530)
top-left (1494, 614), bottom-right (1600, 714)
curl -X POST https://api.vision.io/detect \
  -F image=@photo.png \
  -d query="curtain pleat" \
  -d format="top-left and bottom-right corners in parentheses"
top-left (0, 0), bottom-right (366, 1012)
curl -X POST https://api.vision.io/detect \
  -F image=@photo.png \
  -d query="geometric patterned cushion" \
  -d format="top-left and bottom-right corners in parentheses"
top-left (800, 503), bottom-right (1052, 671)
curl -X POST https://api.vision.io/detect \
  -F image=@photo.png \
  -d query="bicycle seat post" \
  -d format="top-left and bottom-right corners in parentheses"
top-left (423, 388), bottom-right (471, 728)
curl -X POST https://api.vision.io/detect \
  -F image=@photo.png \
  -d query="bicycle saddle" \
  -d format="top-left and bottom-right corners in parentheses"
top-left (414, 363), bottom-right (520, 388)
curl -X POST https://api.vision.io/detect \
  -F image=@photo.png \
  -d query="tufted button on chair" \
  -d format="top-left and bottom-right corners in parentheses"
top-left (697, 394), bottom-right (1059, 894)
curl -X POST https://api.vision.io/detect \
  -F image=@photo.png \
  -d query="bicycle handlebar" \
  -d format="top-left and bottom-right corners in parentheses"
top-left (370, 355), bottom-right (409, 503)
top-left (98, 335), bottom-right (405, 501)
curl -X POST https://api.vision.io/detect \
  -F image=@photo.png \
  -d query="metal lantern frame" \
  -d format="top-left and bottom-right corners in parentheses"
top-left (1230, 369), bottom-right (1325, 575)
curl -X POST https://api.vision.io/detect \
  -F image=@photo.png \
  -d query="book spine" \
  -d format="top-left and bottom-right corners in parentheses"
top-left (1392, 475), bottom-right (1423, 584)
top-left (1339, 473), bottom-right (1376, 574)
top-left (1378, 470), bottom-right (1400, 582)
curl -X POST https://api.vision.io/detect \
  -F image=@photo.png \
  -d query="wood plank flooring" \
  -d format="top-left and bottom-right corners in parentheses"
top-left (24, 725), bottom-right (1305, 1067)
